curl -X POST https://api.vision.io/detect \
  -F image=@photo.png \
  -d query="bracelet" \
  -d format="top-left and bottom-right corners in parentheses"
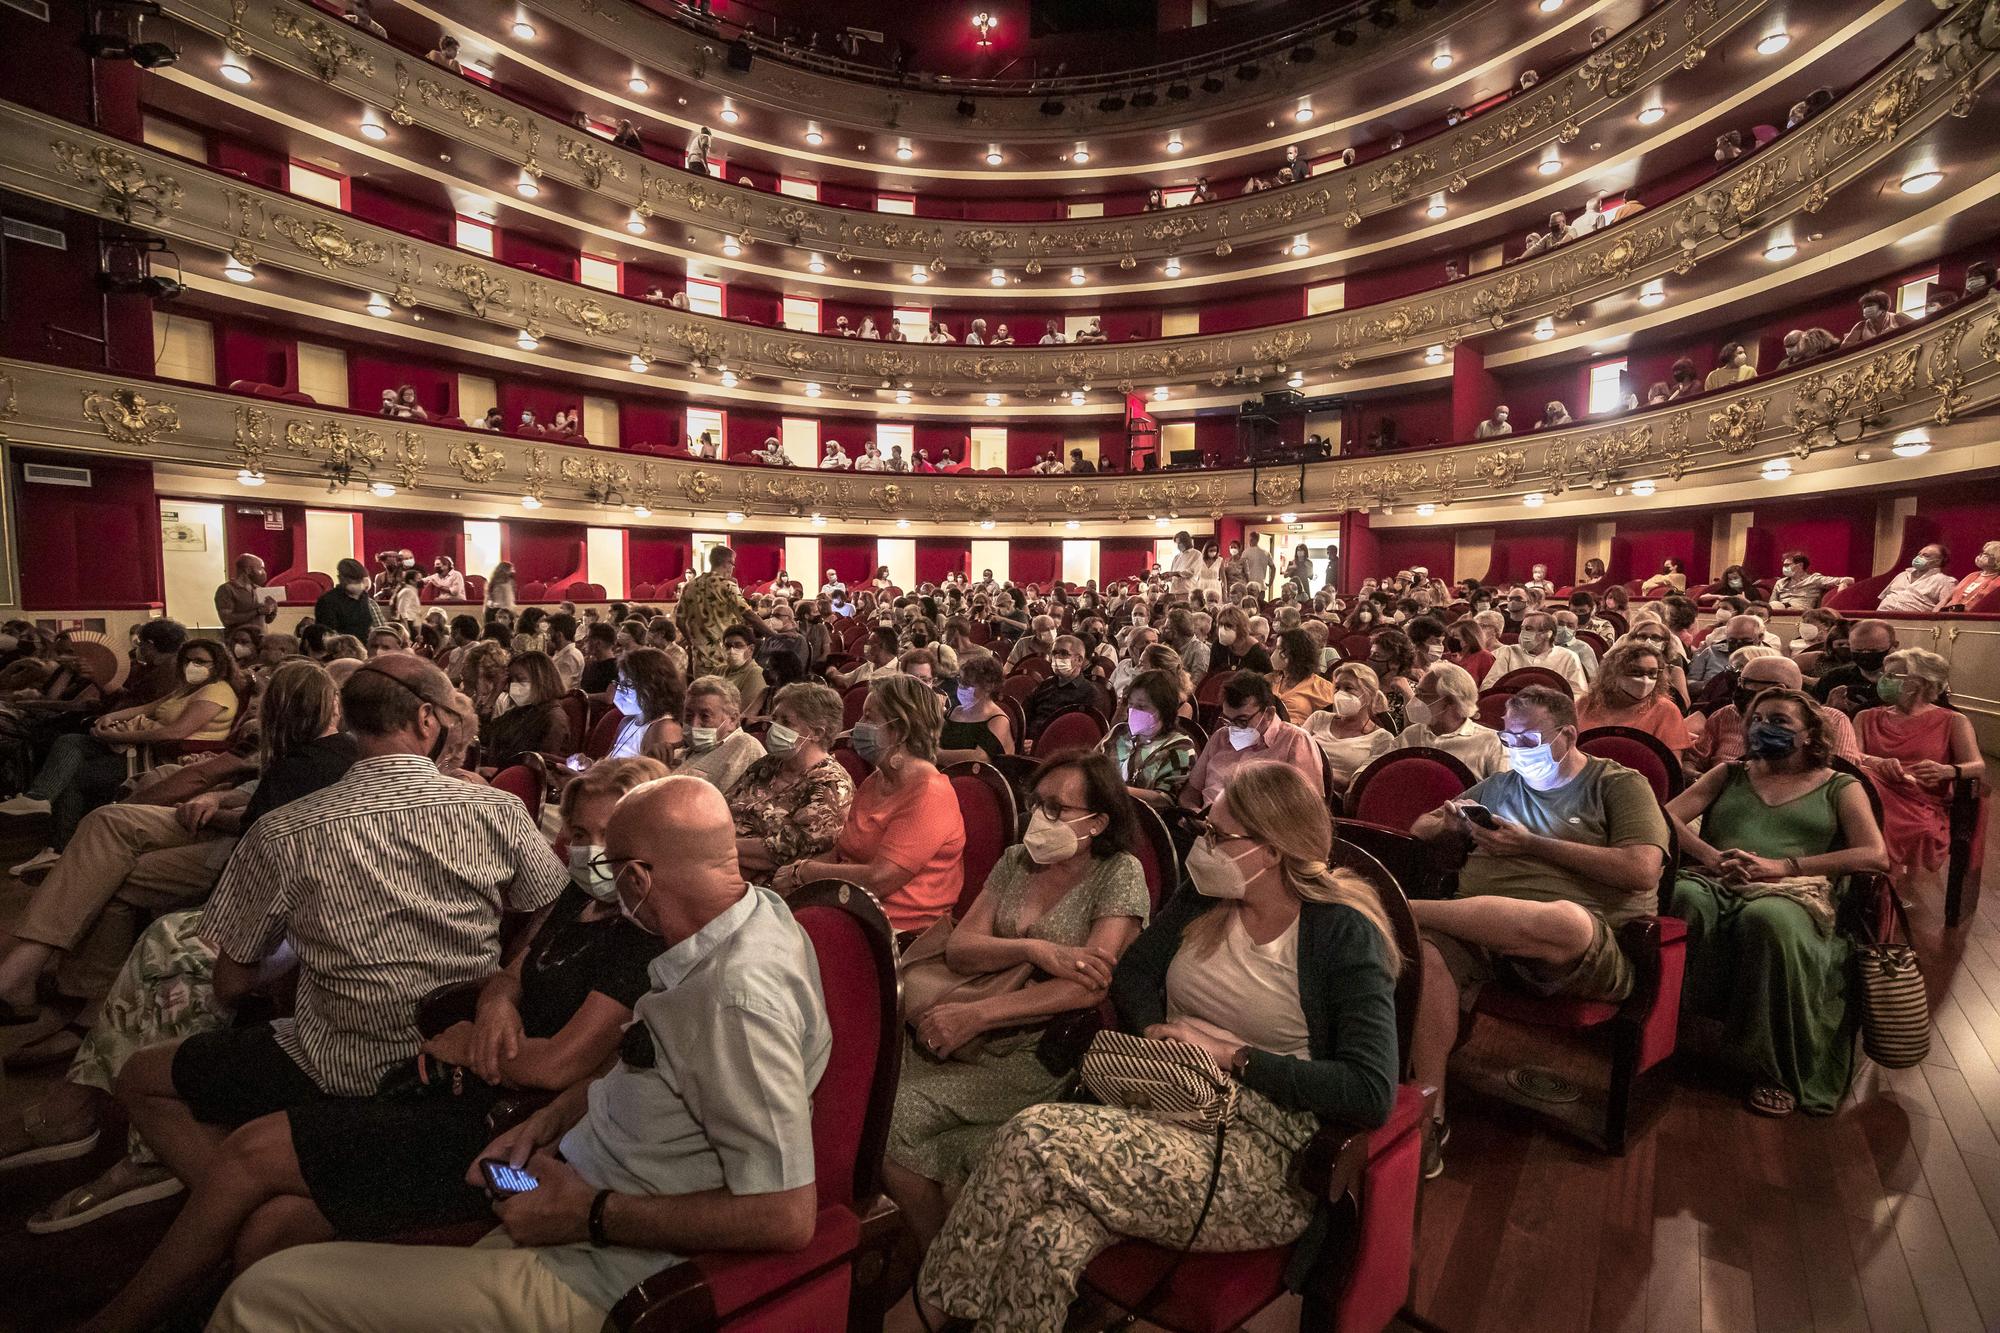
top-left (588, 1188), bottom-right (613, 1247)
top-left (1784, 856), bottom-right (1801, 876)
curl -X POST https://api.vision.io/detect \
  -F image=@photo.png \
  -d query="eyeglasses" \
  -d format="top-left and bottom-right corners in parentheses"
top-left (1496, 730), bottom-right (1552, 749)
top-left (1027, 798), bottom-right (1094, 821)
top-left (585, 854), bottom-right (651, 878)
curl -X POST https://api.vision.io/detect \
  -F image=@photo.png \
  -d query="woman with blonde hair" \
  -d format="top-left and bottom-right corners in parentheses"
top-left (1576, 640), bottom-right (1692, 753)
top-left (1857, 648), bottom-right (1984, 877)
top-left (770, 674), bottom-right (965, 933)
top-left (1302, 661), bottom-right (1394, 792)
top-left (1618, 614), bottom-right (1690, 706)
top-left (458, 640), bottom-right (510, 726)
top-left (484, 560), bottom-right (517, 613)
top-left (1208, 604), bottom-right (1271, 675)
top-left (918, 761), bottom-right (1400, 1331)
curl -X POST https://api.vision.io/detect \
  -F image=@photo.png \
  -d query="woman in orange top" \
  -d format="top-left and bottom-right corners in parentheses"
top-left (1576, 641), bottom-right (1693, 753)
top-left (771, 674), bottom-right (965, 932)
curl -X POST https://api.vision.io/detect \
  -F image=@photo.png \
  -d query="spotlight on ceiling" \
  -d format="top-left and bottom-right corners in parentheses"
top-left (628, 75), bottom-right (649, 94)
top-left (1097, 94), bottom-right (1126, 112)
top-left (1290, 42), bottom-right (1316, 63)
top-left (1130, 89), bottom-right (1157, 107)
top-left (1166, 81), bottom-right (1190, 100)
top-left (130, 40), bottom-right (177, 68)
top-left (1040, 97), bottom-right (1064, 115)
top-left (511, 19), bottom-right (535, 40)
top-left (956, 97), bottom-right (977, 118)
top-left (1332, 24), bottom-right (1358, 46)
top-left (1199, 74), bottom-right (1225, 94)
top-left (1235, 62), bottom-right (1261, 81)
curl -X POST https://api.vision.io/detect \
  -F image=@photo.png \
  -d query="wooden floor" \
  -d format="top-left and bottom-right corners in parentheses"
top-left (4, 819), bottom-right (1998, 1333)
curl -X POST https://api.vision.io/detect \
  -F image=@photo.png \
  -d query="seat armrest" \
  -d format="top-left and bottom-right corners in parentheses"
top-left (415, 979), bottom-right (485, 1038)
top-left (1295, 1084), bottom-right (1435, 1201)
top-left (608, 1204), bottom-right (862, 1333)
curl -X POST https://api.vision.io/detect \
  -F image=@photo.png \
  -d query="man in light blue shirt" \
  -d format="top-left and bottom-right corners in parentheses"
top-left (209, 777), bottom-right (830, 1333)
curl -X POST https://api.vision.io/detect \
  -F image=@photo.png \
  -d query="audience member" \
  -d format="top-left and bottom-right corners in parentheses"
top-left (1576, 641), bottom-right (1692, 753)
top-left (481, 650), bottom-right (571, 763)
top-left (1269, 628), bottom-right (1337, 723)
top-left (605, 647), bottom-right (685, 763)
top-left (673, 676), bottom-right (765, 792)
top-left (1841, 289), bottom-right (1910, 347)
top-left (1475, 406), bottom-right (1513, 438)
top-left (1856, 648), bottom-right (1982, 878)
top-left (725, 682), bottom-right (853, 879)
top-left (937, 656), bottom-right (1014, 765)
top-left (214, 556), bottom-right (277, 637)
top-left (1393, 662), bottom-right (1509, 778)
top-left (1641, 558), bottom-right (1688, 597)
top-left (676, 546), bottom-right (769, 678)
top-left (311, 559), bottom-right (383, 640)
top-left (1876, 543), bottom-right (1954, 612)
top-left (1303, 663), bottom-right (1394, 792)
top-left (1481, 612), bottom-right (1587, 693)
top-left (1687, 614), bottom-right (1767, 689)
top-left (1183, 672), bottom-right (1325, 809)
top-left (1104, 669), bottom-right (1197, 809)
top-left (1770, 550), bottom-right (1851, 609)
top-left (1023, 637), bottom-right (1098, 745)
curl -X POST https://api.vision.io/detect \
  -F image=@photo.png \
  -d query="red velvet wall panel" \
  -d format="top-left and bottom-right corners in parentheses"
top-left (620, 401), bottom-right (685, 454)
top-left (1451, 343), bottom-right (1500, 442)
top-left (1100, 538), bottom-right (1154, 584)
top-left (15, 449), bottom-right (161, 610)
top-left (628, 530), bottom-right (690, 585)
top-left (210, 139), bottom-right (285, 190)
top-left (1008, 425), bottom-right (1064, 472)
top-left (349, 181), bottom-right (450, 244)
top-left (1498, 362), bottom-right (1591, 432)
top-left (624, 263), bottom-right (684, 302)
top-left (1341, 513), bottom-right (1379, 595)
top-left (1479, 523), bottom-right (1578, 586)
top-left (731, 536), bottom-right (783, 585)
top-left (1345, 257), bottom-right (1447, 309)
top-left (1009, 538), bottom-right (1061, 587)
top-left (1098, 309), bottom-right (1162, 342)
top-left (361, 511), bottom-right (465, 572)
top-left (1, 3), bottom-right (101, 125)
top-left (818, 182), bottom-right (876, 211)
top-left (1750, 497), bottom-right (1877, 582)
top-left (728, 286), bottom-right (780, 326)
top-left (1615, 513), bottom-right (1712, 588)
top-left (1352, 391), bottom-right (1453, 450)
top-left (1914, 486), bottom-right (2000, 579)
top-left (821, 536), bottom-right (876, 586)
top-left (216, 325), bottom-right (296, 390)
top-left (349, 353), bottom-right (457, 419)
top-left (914, 424), bottom-right (971, 468)
top-left (498, 384), bottom-right (588, 439)
top-left (1197, 289), bottom-right (1304, 335)
top-left (3, 214), bottom-right (131, 370)
top-left (504, 521), bottom-right (586, 585)
top-left (1370, 530), bottom-right (1457, 581)
top-left (915, 539), bottom-right (970, 586)
top-left (1097, 425), bottom-right (1131, 471)
top-left (819, 298), bottom-right (896, 336)
top-left (495, 229), bottom-right (576, 281)
top-left (224, 502), bottom-right (307, 578)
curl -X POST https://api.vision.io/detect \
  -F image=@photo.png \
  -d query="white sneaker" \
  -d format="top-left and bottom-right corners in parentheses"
top-left (9, 848), bottom-right (60, 878)
top-left (0, 795), bottom-right (51, 817)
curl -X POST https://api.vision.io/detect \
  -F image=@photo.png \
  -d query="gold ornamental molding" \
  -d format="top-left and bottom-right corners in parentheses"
top-left (153, 0), bottom-right (1767, 272)
top-left (4, 4), bottom-right (1994, 402)
top-left (2, 300), bottom-right (1997, 525)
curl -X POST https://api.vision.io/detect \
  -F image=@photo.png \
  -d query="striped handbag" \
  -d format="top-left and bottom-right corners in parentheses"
top-left (1079, 1030), bottom-right (1238, 1130)
top-left (1857, 893), bottom-right (1929, 1069)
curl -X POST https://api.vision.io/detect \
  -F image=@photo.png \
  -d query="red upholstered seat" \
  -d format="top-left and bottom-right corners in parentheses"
top-left (1009, 654), bottom-right (1051, 681)
top-left (829, 741), bottom-right (871, 785)
top-left (1347, 747), bottom-right (1475, 830)
top-left (490, 764), bottom-right (541, 821)
top-left (840, 684), bottom-right (871, 731)
top-left (1577, 726), bottom-right (1684, 802)
top-left (632, 582), bottom-right (659, 600)
top-left (463, 574), bottom-right (486, 602)
top-left (1033, 707), bottom-right (1107, 758)
top-left (945, 762), bottom-right (1019, 917)
top-left (583, 709), bottom-right (624, 761)
top-left (1488, 666), bottom-right (1573, 697)
top-left (1474, 691), bottom-right (1514, 730)
top-left (999, 674), bottom-right (1041, 711)
top-left (518, 580), bottom-right (549, 602)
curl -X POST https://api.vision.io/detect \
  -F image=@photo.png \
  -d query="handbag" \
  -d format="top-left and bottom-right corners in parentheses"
top-left (1857, 890), bottom-right (1930, 1068)
top-left (899, 915), bottom-right (1035, 1060)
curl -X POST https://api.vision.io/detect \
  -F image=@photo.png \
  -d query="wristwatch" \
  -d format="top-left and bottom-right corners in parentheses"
top-left (588, 1189), bottom-right (613, 1246)
top-left (1228, 1045), bottom-right (1254, 1077)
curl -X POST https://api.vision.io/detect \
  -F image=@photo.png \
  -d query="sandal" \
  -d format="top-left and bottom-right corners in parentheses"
top-left (25, 1162), bottom-right (183, 1234)
top-left (0, 1105), bottom-right (100, 1172)
top-left (1748, 1085), bottom-right (1796, 1117)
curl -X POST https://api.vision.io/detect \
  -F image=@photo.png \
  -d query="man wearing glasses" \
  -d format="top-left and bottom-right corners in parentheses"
top-left (1181, 672), bottom-right (1325, 809)
top-left (1404, 687), bottom-right (1668, 1166)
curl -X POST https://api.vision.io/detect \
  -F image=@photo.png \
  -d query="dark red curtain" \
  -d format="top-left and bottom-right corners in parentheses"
top-left (1009, 538), bottom-right (1060, 587)
top-left (15, 449), bottom-right (161, 609)
top-left (504, 520), bottom-right (586, 585)
top-left (629, 530), bottom-right (690, 585)
top-left (915, 539), bottom-right (970, 585)
top-left (822, 536), bottom-right (876, 585)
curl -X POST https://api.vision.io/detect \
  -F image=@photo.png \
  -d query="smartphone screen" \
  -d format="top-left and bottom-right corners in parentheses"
top-left (481, 1160), bottom-right (540, 1196)
top-left (1460, 803), bottom-right (1498, 829)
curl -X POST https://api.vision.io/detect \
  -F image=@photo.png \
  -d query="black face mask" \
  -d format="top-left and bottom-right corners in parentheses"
top-left (1851, 649), bottom-right (1889, 672)
top-left (1722, 638), bottom-right (1758, 654)
top-left (1732, 684), bottom-right (1763, 714)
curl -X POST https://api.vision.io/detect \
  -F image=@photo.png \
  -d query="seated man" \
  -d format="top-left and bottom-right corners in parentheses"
top-left (1408, 687), bottom-right (1668, 1151)
top-left (1180, 671), bottom-right (1324, 809)
top-left (1876, 544), bottom-right (1954, 613)
top-left (115, 657), bottom-right (567, 1205)
top-left (205, 777), bottom-right (829, 1333)
top-left (1686, 655), bottom-right (1858, 773)
top-left (1770, 550), bottom-right (1851, 610)
top-left (1481, 612), bottom-right (1587, 693)
top-left (1686, 614), bottom-right (1767, 688)
top-left (1023, 635), bottom-right (1099, 742)
top-left (1811, 617), bottom-right (1898, 716)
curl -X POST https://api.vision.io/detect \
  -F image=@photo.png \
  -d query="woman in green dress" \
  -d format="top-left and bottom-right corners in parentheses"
top-left (882, 753), bottom-right (1150, 1249)
top-left (1666, 687), bottom-right (1888, 1116)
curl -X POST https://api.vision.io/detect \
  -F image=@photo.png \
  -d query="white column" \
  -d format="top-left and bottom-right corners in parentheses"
top-left (784, 536), bottom-right (819, 588)
top-left (1061, 539), bottom-right (1098, 587)
top-left (585, 527), bottom-right (628, 599)
top-left (877, 538), bottom-right (916, 591)
top-left (306, 509), bottom-right (362, 575)
top-left (780, 417), bottom-right (819, 467)
top-left (461, 519), bottom-right (502, 584)
top-left (970, 539), bottom-right (1010, 582)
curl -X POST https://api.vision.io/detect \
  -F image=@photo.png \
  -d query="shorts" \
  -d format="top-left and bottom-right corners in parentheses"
top-left (1427, 912), bottom-right (1635, 1012)
top-left (171, 1023), bottom-right (325, 1127)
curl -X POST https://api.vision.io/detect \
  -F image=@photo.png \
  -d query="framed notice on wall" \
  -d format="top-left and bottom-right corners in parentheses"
top-left (160, 511), bottom-right (207, 551)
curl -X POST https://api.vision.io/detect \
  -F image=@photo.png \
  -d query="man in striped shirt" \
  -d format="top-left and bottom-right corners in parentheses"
top-left (119, 655), bottom-right (568, 1195)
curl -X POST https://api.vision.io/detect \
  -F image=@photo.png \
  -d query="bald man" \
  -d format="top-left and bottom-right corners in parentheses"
top-left (210, 777), bottom-right (830, 1333)
top-left (214, 553), bottom-right (277, 634)
top-left (1685, 655), bottom-right (1860, 774)
top-left (1687, 614), bottom-right (1767, 688)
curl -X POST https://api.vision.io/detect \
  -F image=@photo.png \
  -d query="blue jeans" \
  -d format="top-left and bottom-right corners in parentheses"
top-left (25, 732), bottom-right (97, 801)
top-left (27, 733), bottom-right (128, 850)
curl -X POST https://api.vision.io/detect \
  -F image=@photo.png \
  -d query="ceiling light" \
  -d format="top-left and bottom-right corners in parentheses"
top-left (895, 390), bottom-right (911, 404)
top-left (511, 19), bottom-right (536, 39)
top-left (1424, 345), bottom-right (1444, 364)
top-left (1288, 372), bottom-right (1305, 388)
top-left (896, 518), bottom-right (911, 530)
top-left (1538, 154), bottom-right (1562, 175)
top-left (811, 513), bottom-right (827, 526)
top-left (629, 354), bottom-right (648, 372)
top-left (806, 382), bottom-right (822, 397)
top-left (1066, 519), bottom-right (1081, 530)
top-left (626, 212), bottom-right (646, 234)
top-left (515, 171), bottom-right (538, 198)
top-left (1289, 235), bottom-right (1309, 256)
top-left (1892, 429), bottom-right (1932, 457)
top-left (981, 519), bottom-right (997, 530)
top-left (236, 468), bottom-right (264, 486)
top-left (1426, 199), bottom-right (1447, 219)
top-left (807, 254), bottom-right (826, 274)
top-left (1637, 105), bottom-right (1666, 126)
top-left (1538, 0), bottom-right (1563, 11)
top-left (1416, 503), bottom-right (1436, 516)
top-left (628, 74), bottom-right (649, 94)
top-left (985, 147), bottom-right (1003, 166)
top-left (720, 371), bottom-right (738, 388)
top-left (359, 119), bottom-right (387, 142)
top-left (1764, 240), bottom-right (1797, 261)
top-left (1164, 257), bottom-right (1182, 277)
top-left (1070, 391), bottom-right (1085, 406)
top-left (1533, 317), bottom-right (1555, 340)
top-left (985, 393), bottom-right (1002, 407)
top-left (369, 481), bottom-right (396, 498)
top-left (721, 236), bottom-right (742, 257)
top-left (219, 55), bottom-right (251, 84)
top-left (1761, 458), bottom-right (1793, 480)
top-left (517, 330), bottom-right (539, 350)
top-left (1277, 511), bottom-right (1299, 524)
top-left (1901, 168), bottom-right (1944, 194)
top-left (896, 142), bottom-right (914, 162)
top-left (1155, 517), bottom-right (1170, 529)
top-left (367, 294), bottom-right (392, 317)
top-left (632, 505), bottom-right (651, 518)
top-left (719, 105), bottom-right (740, 124)
top-left (1640, 279), bottom-right (1666, 306)
top-left (1166, 135), bottom-right (1184, 154)
top-left (1631, 479), bottom-right (1657, 496)
top-left (990, 267), bottom-right (1007, 287)
top-left (223, 256), bottom-right (254, 283)
top-left (1294, 101), bottom-right (1313, 123)
top-left (1756, 31), bottom-right (1790, 55)
top-left (1073, 143), bottom-right (1090, 163)
top-left (802, 127), bottom-right (825, 149)
top-left (1152, 386), bottom-right (1168, 401)
top-left (1430, 50), bottom-right (1453, 71)
top-left (1522, 492), bottom-right (1545, 507)
top-left (725, 511), bottom-right (744, 524)
top-left (910, 266), bottom-right (929, 283)
top-left (520, 495), bottom-right (541, 509)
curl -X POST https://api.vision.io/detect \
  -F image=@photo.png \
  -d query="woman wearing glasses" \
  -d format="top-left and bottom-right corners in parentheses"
top-left (77, 758), bottom-right (668, 1333)
top-left (883, 754), bottom-right (1149, 1251)
top-left (919, 761), bottom-right (1400, 1332)
top-left (1575, 641), bottom-right (1693, 754)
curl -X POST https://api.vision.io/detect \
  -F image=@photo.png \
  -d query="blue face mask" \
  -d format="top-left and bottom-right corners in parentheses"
top-left (1744, 721), bottom-right (1799, 760)
top-left (850, 721), bottom-right (886, 765)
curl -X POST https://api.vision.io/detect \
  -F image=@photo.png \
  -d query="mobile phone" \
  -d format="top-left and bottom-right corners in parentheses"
top-left (564, 753), bottom-right (588, 772)
top-left (1459, 803), bottom-right (1498, 830)
top-left (480, 1159), bottom-right (540, 1197)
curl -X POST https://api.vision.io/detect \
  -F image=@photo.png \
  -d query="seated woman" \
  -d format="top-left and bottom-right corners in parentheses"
top-left (917, 761), bottom-right (1400, 1330)
top-left (1208, 606), bottom-right (1272, 675)
top-left (1857, 649), bottom-right (1984, 880)
top-left (9, 640), bottom-right (242, 879)
top-left (1641, 557), bottom-right (1688, 598)
top-left (75, 757), bottom-right (668, 1332)
top-left (1365, 629), bottom-right (1422, 732)
top-left (1576, 641), bottom-right (1693, 753)
top-left (1103, 669), bottom-right (1199, 810)
top-left (937, 655), bottom-right (1015, 766)
top-left (1667, 689), bottom-right (1887, 1116)
top-left (1620, 616), bottom-right (1691, 707)
top-left (1393, 662), bottom-right (1509, 778)
top-left (673, 675), bottom-right (766, 792)
top-left (884, 754), bottom-right (1150, 1248)
top-left (603, 646), bottom-right (685, 764)
top-left (727, 683), bottom-right (854, 881)
top-left (478, 649), bottom-right (570, 766)
top-left (769, 674), bottom-right (966, 934)
top-left (458, 640), bottom-right (510, 730)
top-left (717, 624), bottom-right (768, 717)
top-left (1269, 627), bottom-right (1336, 724)
top-left (1303, 662), bottom-right (1395, 793)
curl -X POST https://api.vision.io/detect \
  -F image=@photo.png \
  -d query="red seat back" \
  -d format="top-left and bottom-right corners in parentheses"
top-left (841, 683), bottom-right (871, 731)
top-left (1347, 747), bottom-right (1476, 830)
top-left (945, 762), bottom-right (1019, 917)
top-left (491, 764), bottom-right (541, 821)
top-left (1127, 799), bottom-right (1178, 910)
top-left (789, 884), bottom-right (900, 1210)
top-left (1489, 666), bottom-right (1573, 696)
top-left (556, 691), bottom-right (587, 751)
top-left (1577, 725), bottom-right (1684, 802)
top-left (830, 741), bottom-right (872, 784)
top-left (1474, 690), bottom-right (1514, 730)
top-left (1000, 675), bottom-right (1041, 709)
top-left (1033, 708), bottom-right (1107, 758)
top-left (584, 709), bottom-right (624, 760)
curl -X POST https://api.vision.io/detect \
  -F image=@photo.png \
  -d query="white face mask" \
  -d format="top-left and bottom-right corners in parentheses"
top-left (1425, 642), bottom-right (1445, 661)
top-left (1405, 698), bottom-right (1433, 726)
top-left (1217, 628), bottom-right (1237, 646)
top-left (232, 643), bottom-right (256, 660)
top-left (1186, 836), bottom-right (1258, 899)
top-left (183, 663), bottom-right (213, 686)
top-left (765, 721), bottom-right (800, 756)
top-left (612, 683), bottom-right (642, 716)
top-left (1331, 690), bottom-right (1364, 719)
top-left (1050, 655), bottom-right (1077, 676)
top-left (1023, 809), bottom-right (1088, 865)
top-left (1798, 623), bottom-right (1825, 643)
top-left (343, 580), bottom-right (369, 595)
top-left (688, 725), bottom-right (720, 752)
top-left (507, 681), bottom-right (533, 706)
top-left (1226, 721), bottom-right (1262, 750)
top-left (1911, 556), bottom-right (1930, 571)
top-left (568, 844), bottom-right (619, 901)
top-left (1509, 739), bottom-right (1566, 789)
top-left (1519, 631), bottom-right (1550, 653)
